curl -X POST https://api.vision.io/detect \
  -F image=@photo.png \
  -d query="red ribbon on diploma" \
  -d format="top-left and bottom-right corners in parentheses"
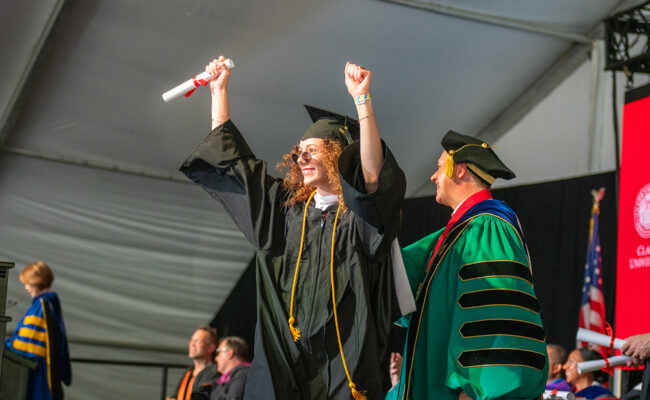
top-left (184, 77), bottom-right (208, 98)
top-left (601, 322), bottom-right (615, 374)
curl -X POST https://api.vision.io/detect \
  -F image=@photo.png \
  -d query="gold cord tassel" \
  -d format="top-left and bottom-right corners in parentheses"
top-left (445, 143), bottom-right (490, 179)
top-left (288, 317), bottom-right (301, 341)
top-left (445, 150), bottom-right (455, 178)
top-left (287, 190), bottom-right (317, 343)
top-left (349, 383), bottom-right (368, 400)
top-left (330, 205), bottom-right (368, 400)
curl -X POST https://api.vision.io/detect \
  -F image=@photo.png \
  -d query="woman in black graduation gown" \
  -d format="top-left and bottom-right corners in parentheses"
top-left (180, 56), bottom-right (405, 400)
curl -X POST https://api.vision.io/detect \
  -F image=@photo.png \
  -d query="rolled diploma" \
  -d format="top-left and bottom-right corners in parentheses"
top-left (577, 355), bottom-right (632, 373)
top-left (576, 328), bottom-right (626, 349)
top-left (162, 58), bottom-right (235, 102)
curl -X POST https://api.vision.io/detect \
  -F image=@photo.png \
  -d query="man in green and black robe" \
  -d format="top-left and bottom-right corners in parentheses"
top-left (387, 131), bottom-right (548, 400)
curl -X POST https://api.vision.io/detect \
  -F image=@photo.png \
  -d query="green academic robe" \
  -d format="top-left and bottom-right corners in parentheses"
top-left (180, 120), bottom-right (406, 400)
top-left (388, 200), bottom-right (548, 400)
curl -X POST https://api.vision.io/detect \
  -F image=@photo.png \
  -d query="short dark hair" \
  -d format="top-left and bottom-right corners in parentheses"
top-left (578, 347), bottom-right (607, 383)
top-left (219, 336), bottom-right (249, 361)
top-left (547, 344), bottom-right (568, 366)
top-left (196, 325), bottom-right (218, 346)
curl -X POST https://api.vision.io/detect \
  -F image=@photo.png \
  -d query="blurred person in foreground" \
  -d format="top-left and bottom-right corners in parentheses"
top-left (622, 332), bottom-right (650, 400)
top-left (5, 261), bottom-right (71, 400)
top-left (167, 326), bottom-right (219, 400)
top-left (546, 344), bottom-right (571, 391)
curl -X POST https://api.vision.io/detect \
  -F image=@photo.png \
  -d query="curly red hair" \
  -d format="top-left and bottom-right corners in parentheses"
top-left (277, 139), bottom-right (346, 209)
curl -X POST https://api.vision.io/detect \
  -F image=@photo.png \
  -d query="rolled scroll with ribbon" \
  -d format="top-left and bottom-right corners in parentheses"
top-left (576, 328), bottom-right (626, 350)
top-left (577, 355), bottom-right (632, 373)
top-left (575, 328), bottom-right (633, 372)
top-left (162, 58), bottom-right (235, 102)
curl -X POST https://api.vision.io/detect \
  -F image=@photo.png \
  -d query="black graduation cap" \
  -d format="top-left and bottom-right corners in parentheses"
top-left (441, 130), bottom-right (515, 185)
top-left (301, 105), bottom-right (359, 145)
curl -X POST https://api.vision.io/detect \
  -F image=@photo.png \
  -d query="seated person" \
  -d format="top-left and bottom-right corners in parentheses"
top-left (167, 326), bottom-right (219, 400)
top-left (563, 348), bottom-right (613, 399)
top-left (194, 336), bottom-right (250, 400)
top-left (546, 344), bottom-right (571, 391)
top-left (210, 336), bottom-right (250, 400)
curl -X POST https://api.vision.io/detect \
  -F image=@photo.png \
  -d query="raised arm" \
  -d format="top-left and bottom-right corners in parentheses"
top-left (345, 62), bottom-right (383, 193)
top-left (206, 56), bottom-right (232, 129)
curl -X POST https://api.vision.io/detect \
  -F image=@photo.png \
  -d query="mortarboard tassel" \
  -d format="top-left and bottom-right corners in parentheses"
top-left (445, 150), bottom-right (455, 178)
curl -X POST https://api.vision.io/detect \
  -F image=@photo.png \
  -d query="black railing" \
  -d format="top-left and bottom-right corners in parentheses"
top-left (71, 357), bottom-right (188, 400)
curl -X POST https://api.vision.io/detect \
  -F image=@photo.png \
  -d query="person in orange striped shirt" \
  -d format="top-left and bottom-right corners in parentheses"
top-left (5, 261), bottom-right (71, 400)
top-left (167, 326), bottom-right (219, 400)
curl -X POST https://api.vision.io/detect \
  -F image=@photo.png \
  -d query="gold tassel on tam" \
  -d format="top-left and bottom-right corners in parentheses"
top-left (446, 143), bottom-right (490, 179)
top-left (445, 149), bottom-right (455, 178)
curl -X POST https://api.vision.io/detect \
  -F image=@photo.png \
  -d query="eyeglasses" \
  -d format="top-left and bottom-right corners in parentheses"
top-left (215, 347), bottom-right (230, 354)
top-left (291, 149), bottom-right (319, 164)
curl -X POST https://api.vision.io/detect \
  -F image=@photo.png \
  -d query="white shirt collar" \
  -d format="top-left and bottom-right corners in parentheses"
top-left (314, 191), bottom-right (338, 211)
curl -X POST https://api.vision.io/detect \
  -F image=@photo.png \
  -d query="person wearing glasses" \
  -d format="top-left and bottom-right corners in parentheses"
top-left (206, 337), bottom-right (251, 400)
top-left (180, 56), bottom-right (405, 399)
top-left (563, 348), bottom-right (612, 399)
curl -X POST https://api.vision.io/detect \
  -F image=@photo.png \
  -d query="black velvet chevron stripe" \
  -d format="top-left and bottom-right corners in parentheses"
top-left (460, 319), bottom-right (545, 341)
top-left (458, 289), bottom-right (540, 313)
top-left (459, 261), bottom-right (532, 283)
top-left (458, 349), bottom-right (546, 370)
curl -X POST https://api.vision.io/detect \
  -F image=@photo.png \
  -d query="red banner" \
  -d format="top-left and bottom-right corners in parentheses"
top-left (615, 84), bottom-right (650, 340)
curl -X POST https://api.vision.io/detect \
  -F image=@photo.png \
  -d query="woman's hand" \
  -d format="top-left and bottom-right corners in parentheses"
top-left (206, 55), bottom-right (231, 91)
top-left (206, 55), bottom-right (231, 128)
top-left (345, 62), bottom-right (371, 97)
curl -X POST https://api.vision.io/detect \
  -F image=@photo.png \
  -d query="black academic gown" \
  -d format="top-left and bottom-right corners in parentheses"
top-left (180, 120), bottom-right (405, 400)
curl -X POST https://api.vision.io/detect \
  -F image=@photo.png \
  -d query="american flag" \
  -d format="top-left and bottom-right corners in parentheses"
top-left (578, 188), bottom-right (607, 357)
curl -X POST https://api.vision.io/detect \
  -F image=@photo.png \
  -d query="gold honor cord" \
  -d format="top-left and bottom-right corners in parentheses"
top-left (288, 190), bottom-right (318, 342)
top-left (445, 142), bottom-right (489, 178)
top-left (330, 205), bottom-right (366, 400)
top-left (286, 190), bottom-right (366, 399)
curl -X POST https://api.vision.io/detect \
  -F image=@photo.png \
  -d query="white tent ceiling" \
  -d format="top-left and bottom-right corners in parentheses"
top-left (1, 0), bottom-right (645, 398)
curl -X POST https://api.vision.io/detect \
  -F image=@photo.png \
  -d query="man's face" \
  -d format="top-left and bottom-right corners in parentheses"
top-left (214, 340), bottom-right (232, 374)
top-left (430, 151), bottom-right (453, 207)
top-left (188, 330), bottom-right (213, 360)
